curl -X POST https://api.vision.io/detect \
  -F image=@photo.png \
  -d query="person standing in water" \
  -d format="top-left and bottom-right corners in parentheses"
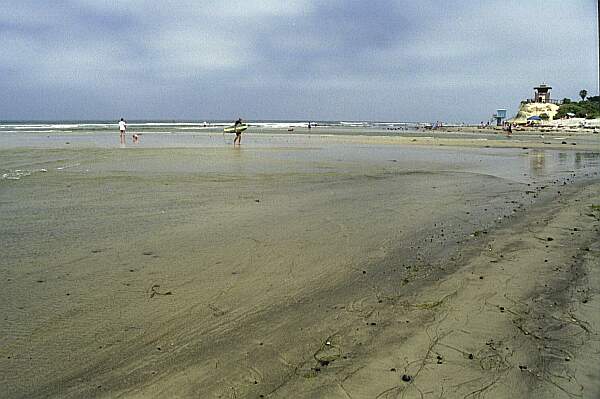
top-left (233, 118), bottom-right (243, 146)
top-left (118, 118), bottom-right (127, 145)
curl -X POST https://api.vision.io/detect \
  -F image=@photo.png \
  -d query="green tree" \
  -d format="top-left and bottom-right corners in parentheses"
top-left (562, 98), bottom-right (571, 104)
top-left (555, 99), bottom-right (600, 119)
top-left (539, 113), bottom-right (550, 120)
top-left (579, 89), bottom-right (588, 101)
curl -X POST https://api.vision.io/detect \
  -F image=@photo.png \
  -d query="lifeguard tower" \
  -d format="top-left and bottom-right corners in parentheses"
top-left (533, 84), bottom-right (552, 103)
top-left (493, 109), bottom-right (507, 126)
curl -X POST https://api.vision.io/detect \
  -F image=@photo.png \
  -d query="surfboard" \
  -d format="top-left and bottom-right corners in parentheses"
top-left (223, 124), bottom-right (248, 133)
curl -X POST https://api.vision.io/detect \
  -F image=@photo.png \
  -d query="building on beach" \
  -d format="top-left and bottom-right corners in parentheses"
top-left (533, 84), bottom-right (552, 103)
top-left (510, 83), bottom-right (561, 124)
top-left (524, 84), bottom-right (562, 105)
top-left (492, 109), bottom-right (507, 126)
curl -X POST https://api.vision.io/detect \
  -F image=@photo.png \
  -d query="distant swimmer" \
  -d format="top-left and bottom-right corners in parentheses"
top-left (233, 118), bottom-right (243, 146)
top-left (118, 118), bottom-right (127, 145)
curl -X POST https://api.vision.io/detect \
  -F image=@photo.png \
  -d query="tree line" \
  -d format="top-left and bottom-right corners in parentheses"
top-left (555, 89), bottom-right (600, 119)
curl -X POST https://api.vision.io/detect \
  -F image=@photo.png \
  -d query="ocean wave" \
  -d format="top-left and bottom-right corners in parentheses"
top-left (252, 122), bottom-right (310, 128)
top-left (0, 120), bottom-right (425, 132)
top-left (128, 122), bottom-right (205, 127)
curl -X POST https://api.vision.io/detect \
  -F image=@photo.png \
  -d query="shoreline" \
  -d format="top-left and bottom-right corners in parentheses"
top-left (1, 125), bottom-right (599, 152)
top-left (286, 133), bottom-right (600, 152)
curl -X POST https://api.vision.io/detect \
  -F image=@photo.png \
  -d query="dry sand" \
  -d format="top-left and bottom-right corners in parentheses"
top-left (1, 136), bottom-right (599, 399)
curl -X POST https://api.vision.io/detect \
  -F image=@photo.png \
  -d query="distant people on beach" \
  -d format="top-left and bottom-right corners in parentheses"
top-left (118, 118), bottom-right (126, 145)
top-left (502, 122), bottom-right (513, 136)
top-left (431, 121), bottom-right (443, 130)
top-left (233, 118), bottom-right (243, 146)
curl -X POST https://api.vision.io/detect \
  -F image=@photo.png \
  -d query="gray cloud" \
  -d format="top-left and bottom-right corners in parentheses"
top-left (0, 0), bottom-right (596, 121)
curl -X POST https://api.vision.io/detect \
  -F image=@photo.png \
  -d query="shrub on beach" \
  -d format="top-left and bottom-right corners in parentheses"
top-left (539, 113), bottom-right (550, 120)
top-left (555, 99), bottom-right (600, 119)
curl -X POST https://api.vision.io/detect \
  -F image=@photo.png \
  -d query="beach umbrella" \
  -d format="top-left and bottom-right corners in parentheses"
top-left (527, 115), bottom-right (542, 121)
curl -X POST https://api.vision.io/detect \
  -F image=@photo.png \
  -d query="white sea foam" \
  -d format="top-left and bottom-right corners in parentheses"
top-left (13, 130), bottom-right (62, 133)
top-left (0, 123), bottom-right (115, 130)
top-left (0, 167), bottom-right (51, 181)
top-left (128, 122), bottom-right (202, 127)
top-left (2, 124), bottom-right (78, 130)
top-left (1, 170), bottom-right (31, 180)
top-left (340, 121), bottom-right (369, 127)
top-left (56, 163), bottom-right (80, 170)
top-left (76, 124), bottom-right (114, 128)
top-left (253, 122), bottom-right (309, 128)
top-left (50, 124), bottom-right (80, 129)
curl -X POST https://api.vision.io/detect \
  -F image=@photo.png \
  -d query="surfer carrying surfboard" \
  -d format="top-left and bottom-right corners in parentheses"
top-left (233, 118), bottom-right (243, 146)
top-left (223, 118), bottom-right (248, 144)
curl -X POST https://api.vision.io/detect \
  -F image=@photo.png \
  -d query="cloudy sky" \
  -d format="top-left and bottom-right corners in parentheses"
top-left (0, 0), bottom-right (596, 122)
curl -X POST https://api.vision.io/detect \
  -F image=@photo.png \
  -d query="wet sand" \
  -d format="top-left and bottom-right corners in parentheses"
top-left (1, 134), bottom-right (599, 398)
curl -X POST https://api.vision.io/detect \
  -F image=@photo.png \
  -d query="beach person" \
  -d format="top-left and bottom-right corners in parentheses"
top-left (233, 118), bottom-right (243, 146)
top-left (118, 118), bottom-right (126, 145)
top-left (132, 133), bottom-right (139, 144)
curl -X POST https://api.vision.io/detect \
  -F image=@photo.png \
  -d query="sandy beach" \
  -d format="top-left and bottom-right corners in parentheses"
top-left (1, 130), bottom-right (599, 398)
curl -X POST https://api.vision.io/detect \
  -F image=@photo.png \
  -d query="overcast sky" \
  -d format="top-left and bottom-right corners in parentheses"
top-left (0, 0), bottom-right (597, 122)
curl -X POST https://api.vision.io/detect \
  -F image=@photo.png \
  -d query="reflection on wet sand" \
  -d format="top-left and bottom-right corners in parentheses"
top-left (529, 150), bottom-right (546, 176)
top-left (529, 150), bottom-right (600, 177)
top-left (574, 151), bottom-right (600, 169)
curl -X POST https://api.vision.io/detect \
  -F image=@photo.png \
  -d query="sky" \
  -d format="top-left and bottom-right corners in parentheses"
top-left (0, 0), bottom-right (597, 122)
